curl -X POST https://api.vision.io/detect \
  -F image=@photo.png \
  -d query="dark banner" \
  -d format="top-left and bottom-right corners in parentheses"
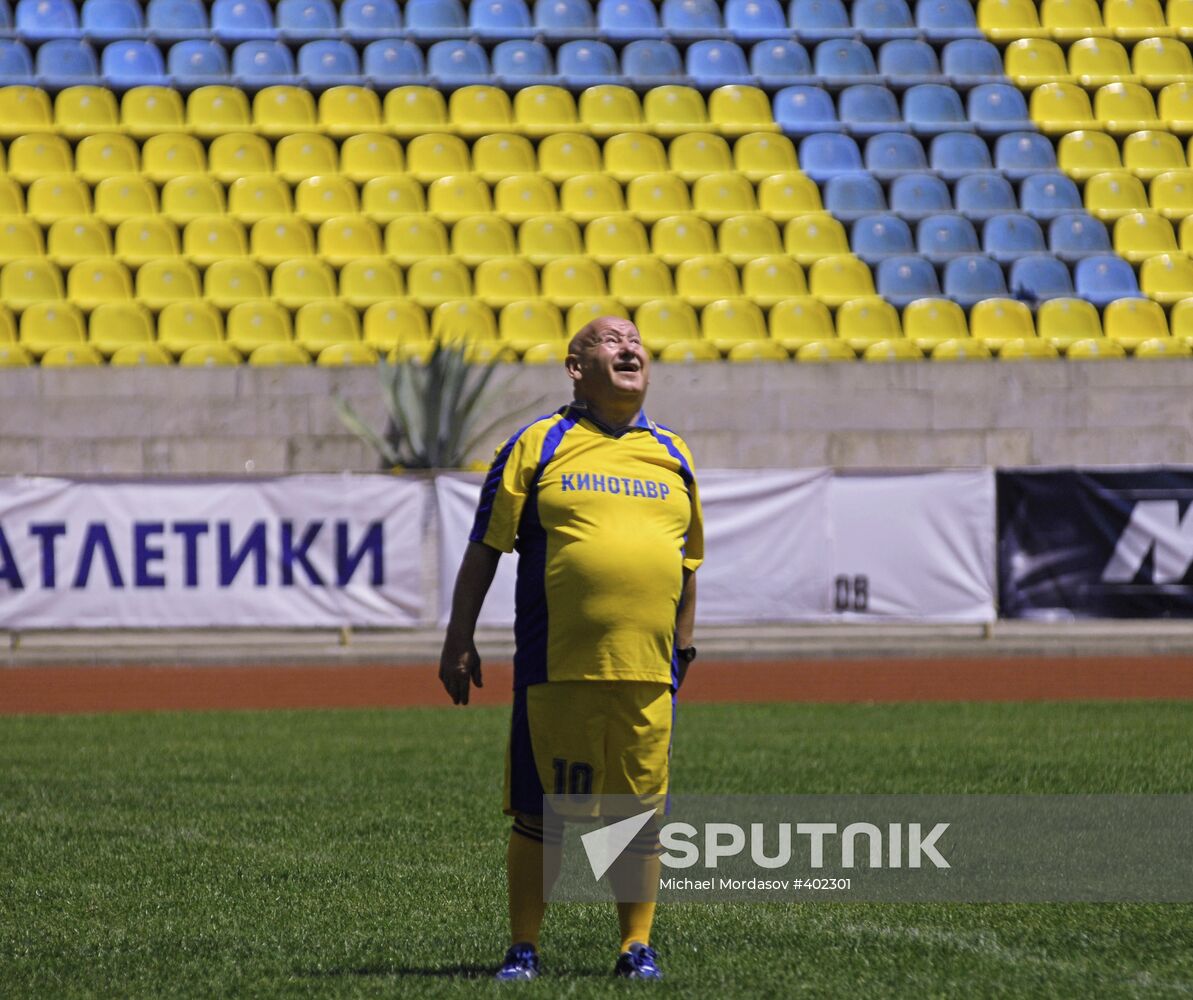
top-left (998, 470), bottom-right (1193, 618)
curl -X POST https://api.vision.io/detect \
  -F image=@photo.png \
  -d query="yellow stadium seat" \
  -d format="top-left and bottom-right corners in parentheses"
top-left (808, 255), bottom-right (875, 306)
top-left (431, 300), bottom-right (497, 342)
top-left (179, 343), bottom-right (242, 367)
top-left (1159, 81), bottom-right (1193, 131)
top-left (94, 175), bottom-right (158, 225)
top-left (733, 131), bottom-right (798, 183)
top-left (384, 86), bottom-right (451, 138)
top-left (41, 342), bottom-right (104, 367)
top-left (1066, 337), bottom-right (1127, 358)
top-left (46, 217), bottom-right (109, 268)
top-left (27, 175), bottom-right (91, 225)
top-left (758, 173), bottom-right (824, 221)
top-left (158, 300), bottom-right (224, 357)
top-left (513, 85), bottom-right (580, 138)
top-left (295, 301), bottom-right (361, 355)
top-left (0, 177), bottom-right (22, 215)
top-left (427, 174), bottom-right (492, 221)
top-left (585, 214), bottom-right (650, 264)
top-left (249, 342), bottom-right (312, 366)
top-left (272, 258), bottom-right (337, 309)
top-left (538, 133), bottom-right (602, 183)
top-left (1140, 251), bottom-right (1193, 302)
top-left (363, 176), bottom-right (426, 223)
top-left (903, 298), bottom-right (968, 352)
top-left (977, 0), bottom-right (1046, 41)
top-left (643, 85), bottom-right (706, 138)
top-left (727, 339), bottom-right (788, 362)
top-left (670, 132), bottom-right (733, 183)
top-left (971, 298), bottom-right (1035, 353)
top-left (1031, 82), bottom-right (1098, 135)
top-left (863, 338), bottom-right (925, 362)
top-left (338, 258), bottom-right (403, 309)
top-left (141, 133), bottom-right (206, 184)
top-left (519, 215), bottom-right (583, 264)
top-left (579, 86), bottom-right (643, 137)
top-left (0, 86), bottom-right (53, 140)
top-left (187, 86), bottom-right (253, 138)
top-left (385, 216), bottom-right (448, 264)
top-left (931, 338), bottom-right (993, 361)
top-left (341, 133), bottom-right (403, 182)
top-left (604, 132), bottom-right (667, 181)
top-left (1151, 168), bottom-right (1193, 217)
top-left (709, 85), bottom-right (777, 136)
top-left (675, 255), bottom-right (741, 307)
top-left (1172, 0), bottom-right (1193, 39)
top-left (2, 258), bottom-right (64, 311)
top-left (1068, 38), bottom-right (1135, 87)
top-left (19, 302), bottom-right (85, 358)
top-left (115, 217), bottom-right (180, 268)
top-left (1042, 0), bottom-right (1108, 40)
top-left (693, 173), bottom-right (758, 222)
top-left (227, 301), bottom-right (293, 355)
top-left (135, 258), bottom-right (200, 311)
top-left (785, 215), bottom-right (850, 265)
top-left (658, 339), bottom-right (721, 362)
top-left (0, 305), bottom-right (14, 345)
top-left (837, 298), bottom-right (902, 353)
top-left (1123, 129), bottom-right (1187, 178)
top-left (742, 256), bottom-right (808, 306)
top-left (7, 133), bottom-right (72, 183)
top-left (1104, 295), bottom-right (1171, 349)
top-left (498, 299), bottom-right (565, 352)
top-left (295, 175), bottom-right (360, 223)
top-left (209, 132), bottom-right (272, 183)
top-left (183, 217), bottom-right (248, 267)
top-left (609, 256), bottom-right (674, 308)
top-left (1135, 37), bottom-right (1192, 86)
top-left (363, 300), bottom-right (429, 353)
top-left (317, 342), bottom-right (379, 366)
top-left (407, 258), bottom-right (472, 307)
top-left (1136, 335), bottom-right (1193, 356)
top-left (1115, 210), bottom-right (1179, 260)
top-left (474, 133), bottom-right (537, 182)
top-left (718, 215), bottom-right (782, 265)
top-left (227, 175), bottom-right (293, 223)
top-left (406, 133), bottom-right (471, 181)
top-left (160, 174), bottom-right (225, 225)
top-left (635, 299), bottom-right (700, 353)
top-left (521, 340), bottom-right (569, 364)
top-left (275, 132), bottom-right (338, 183)
top-left (998, 337), bottom-right (1060, 360)
top-left (542, 256), bottom-right (608, 307)
top-left (55, 86), bottom-right (120, 139)
top-left (1095, 82), bottom-right (1161, 134)
top-left (475, 258), bottom-right (539, 307)
top-left (771, 298), bottom-right (835, 351)
top-left (1037, 296), bottom-right (1103, 350)
top-left (0, 343), bottom-right (34, 367)
top-left (0, 218), bottom-right (44, 264)
top-left (1007, 38), bottom-right (1071, 87)
top-left (249, 216), bottom-right (315, 266)
top-left (1178, 212), bottom-right (1193, 249)
top-left (566, 298), bottom-right (628, 332)
top-left (75, 133), bottom-right (139, 183)
top-left (89, 301), bottom-right (153, 357)
top-left (319, 86), bottom-right (383, 139)
top-left (452, 215), bottom-right (517, 265)
top-left (462, 339), bottom-right (517, 363)
top-left (387, 340), bottom-right (435, 364)
top-left (561, 173), bottom-right (627, 221)
top-left (204, 258), bottom-right (269, 310)
top-left (121, 85), bottom-right (185, 140)
top-left (652, 214), bottom-right (718, 265)
top-left (319, 216), bottom-right (383, 267)
top-left (494, 174), bottom-right (560, 222)
top-left (67, 259), bottom-right (132, 311)
top-left (450, 85), bottom-right (513, 138)
top-left (1084, 170), bottom-right (1149, 218)
top-left (254, 85), bottom-right (317, 139)
top-left (1106, 0), bottom-right (1171, 39)
top-left (702, 297), bottom-right (769, 353)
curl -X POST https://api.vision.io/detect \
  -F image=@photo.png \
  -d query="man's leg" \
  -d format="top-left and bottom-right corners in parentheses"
top-left (607, 837), bottom-right (661, 952)
top-left (506, 812), bottom-right (562, 948)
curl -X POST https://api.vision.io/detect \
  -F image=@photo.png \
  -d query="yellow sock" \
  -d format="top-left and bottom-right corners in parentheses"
top-left (507, 818), bottom-right (557, 948)
top-left (610, 852), bottom-right (661, 953)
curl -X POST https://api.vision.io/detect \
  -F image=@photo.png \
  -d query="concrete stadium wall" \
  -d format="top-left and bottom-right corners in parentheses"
top-left (2, 360), bottom-right (1192, 475)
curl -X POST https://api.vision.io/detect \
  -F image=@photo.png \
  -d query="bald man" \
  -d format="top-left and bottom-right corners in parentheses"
top-left (439, 316), bottom-right (704, 981)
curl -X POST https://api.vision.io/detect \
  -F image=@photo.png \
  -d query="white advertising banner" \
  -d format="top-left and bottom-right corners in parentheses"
top-left (0, 475), bottom-right (427, 628)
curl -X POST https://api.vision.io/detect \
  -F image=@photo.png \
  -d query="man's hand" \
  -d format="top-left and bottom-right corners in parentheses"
top-left (439, 634), bottom-right (484, 706)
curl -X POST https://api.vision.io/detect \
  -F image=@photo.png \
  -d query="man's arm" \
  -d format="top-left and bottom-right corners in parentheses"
top-left (676, 568), bottom-right (696, 650)
top-left (439, 540), bottom-right (502, 705)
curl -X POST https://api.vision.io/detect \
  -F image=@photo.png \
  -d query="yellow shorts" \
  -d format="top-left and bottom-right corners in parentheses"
top-left (504, 680), bottom-right (673, 818)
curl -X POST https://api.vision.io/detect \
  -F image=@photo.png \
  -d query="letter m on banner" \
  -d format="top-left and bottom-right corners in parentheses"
top-left (1103, 501), bottom-right (1193, 583)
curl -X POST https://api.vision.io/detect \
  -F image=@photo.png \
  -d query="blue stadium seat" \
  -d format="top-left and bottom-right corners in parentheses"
top-left (147, 0), bottom-right (208, 41)
top-left (1019, 173), bottom-right (1083, 221)
top-left (788, 0), bottom-right (850, 42)
top-left (471, 0), bottom-right (533, 38)
top-left (993, 132), bottom-right (1057, 181)
top-left (534, 0), bottom-right (594, 39)
top-left (363, 39), bottom-right (424, 86)
top-left (839, 84), bottom-right (908, 136)
top-left (725, 0), bottom-right (786, 40)
top-left (277, 0), bottom-right (338, 40)
top-left (298, 38), bottom-right (361, 86)
top-left (82, 0), bottom-right (145, 40)
top-left (102, 39), bottom-right (167, 87)
top-left (212, 0), bottom-right (275, 41)
top-left (428, 38), bottom-right (490, 85)
top-left (941, 38), bottom-right (1003, 87)
top-left (943, 255), bottom-right (1008, 308)
top-left (0, 39), bottom-right (33, 82)
top-left (918, 214), bottom-right (979, 263)
top-left (967, 83), bottom-right (1032, 135)
top-left (889, 172), bottom-right (951, 220)
top-left (687, 39), bottom-right (752, 87)
top-left (558, 38), bottom-right (618, 84)
top-left (169, 39), bottom-right (229, 85)
top-left (750, 39), bottom-right (813, 86)
top-left (1074, 255), bottom-right (1141, 307)
top-left (824, 173), bottom-right (887, 220)
top-left (36, 39), bottom-right (99, 88)
top-left (1009, 255), bottom-right (1074, 304)
top-left (774, 85), bottom-right (842, 135)
top-left (903, 83), bottom-right (971, 136)
top-left (984, 213), bottom-right (1047, 264)
top-left (877, 255), bottom-right (941, 307)
top-left (16, 0), bottom-right (80, 41)
top-left (232, 39), bottom-right (296, 87)
top-left (864, 131), bottom-right (926, 180)
top-left (621, 39), bottom-right (683, 84)
top-left (954, 174), bottom-right (1017, 221)
top-left (493, 39), bottom-right (554, 83)
top-left (597, 0), bottom-right (661, 40)
top-left (930, 131), bottom-right (993, 181)
top-left (915, 0), bottom-right (979, 42)
top-left (852, 213), bottom-right (914, 262)
top-left (1049, 214), bottom-right (1112, 263)
top-left (814, 38), bottom-right (876, 88)
top-left (853, 0), bottom-right (916, 40)
top-left (661, 0), bottom-right (724, 39)
top-left (342, 0), bottom-right (402, 39)
top-left (877, 39), bottom-right (939, 87)
top-left (798, 132), bottom-right (863, 180)
top-left (406, 0), bottom-right (467, 40)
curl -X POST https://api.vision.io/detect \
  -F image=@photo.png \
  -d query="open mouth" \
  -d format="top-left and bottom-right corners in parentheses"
top-left (613, 360), bottom-right (641, 373)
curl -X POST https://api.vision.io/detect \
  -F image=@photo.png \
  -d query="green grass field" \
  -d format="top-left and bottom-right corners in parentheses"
top-left (2, 701), bottom-right (1192, 998)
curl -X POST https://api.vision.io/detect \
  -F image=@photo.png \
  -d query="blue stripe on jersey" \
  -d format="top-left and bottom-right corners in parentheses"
top-left (469, 418), bottom-right (540, 544)
top-left (647, 424), bottom-right (694, 488)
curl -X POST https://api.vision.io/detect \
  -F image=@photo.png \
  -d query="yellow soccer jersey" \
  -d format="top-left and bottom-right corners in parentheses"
top-left (471, 403), bottom-right (703, 689)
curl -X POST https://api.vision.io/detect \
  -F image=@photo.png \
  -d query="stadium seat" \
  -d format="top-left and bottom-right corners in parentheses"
top-left (46, 216), bottom-right (108, 267)
top-left (515, 215), bottom-right (580, 264)
top-left (27, 175), bottom-right (91, 225)
top-left (1104, 295), bottom-right (1169, 349)
top-left (839, 83), bottom-right (907, 137)
top-left (494, 173), bottom-right (559, 221)
top-left (814, 38), bottom-right (877, 88)
top-left (1063, 337), bottom-right (1126, 359)
top-left (1049, 212), bottom-right (1113, 261)
top-left (89, 301), bottom-right (154, 358)
top-left (338, 257), bottom-right (403, 309)
top-left (115, 216), bottom-right (180, 267)
top-left (208, 133), bottom-right (270, 183)
top-left (211, 0), bottom-right (276, 42)
top-left (917, 0), bottom-right (979, 41)
top-left (340, 132), bottom-right (404, 182)
top-left (889, 173), bottom-right (952, 220)
top-left (561, 172), bottom-right (626, 220)
top-left (717, 214), bottom-right (781, 264)
top-left (554, 39), bottom-right (618, 85)
top-left (880, 38), bottom-right (941, 86)
top-left (968, 83), bottom-right (1033, 134)
top-left (363, 40), bottom-right (425, 88)
top-left (1037, 296), bottom-right (1103, 350)
top-left (249, 342), bottom-right (312, 365)
top-left (1114, 210), bottom-right (1179, 261)
top-left (362, 299), bottom-right (429, 353)
top-left (541, 255), bottom-right (607, 306)
top-left (876, 254), bottom-right (941, 307)
top-left (604, 132), bottom-right (667, 181)
top-left (1005, 37), bottom-right (1070, 88)
top-left (789, 0), bottom-right (850, 40)
top-left (773, 85), bottom-right (841, 137)
top-left (1123, 130), bottom-right (1187, 179)
top-left (693, 172), bottom-right (757, 221)
top-left (511, 85), bottom-right (578, 138)
top-left (675, 255), bottom-right (741, 307)
top-left (142, 132), bottom-right (206, 183)
top-left (319, 85), bottom-right (383, 139)
top-left (1068, 37), bottom-right (1132, 87)
top-left (67, 257), bottom-right (133, 312)
top-left (984, 213), bottom-right (1047, 263)
top-left (1140, 251), bottom-right (1193, 303)
top-left (272, 257), bottom-right (337, 309)
top-left (648, 213), bottom-right (714, 264)
top-left (584, 214), bottom-right (649, 264)
top-left (492, 39), bottom-right (554, 84)
top-left (295, 175), bottom-right (359, 222)
top-left (148, 0), bottom-right (209, 40)
top-left (970, 297), bottom-right (1034, 354)
top-left (808, 255), bottom-right (875, 306)
top-left (428, 174), bottom-right (492, 221)
top-left (451, 214), bottom-right (517, 265)
top-left (942, 254), bottom-right (1008, 308)
top-left (1151, 169), bottom-right (1193, 219)
top-left (837, 297), bottom-right (902, 353)
top-left (404, 0), bottom-right (466, 39)
top-left (0, 177), bottom-right (23, 216)
top-left (226, 299), bottom-right (292, 354)
top-left (431, 299), bottom-right (497, 342)
top-left (125, 85), bottom-right (188, 138)
top-left (903, 296), bottom-right (968, 352)
top-left (742, 255), bottom-right (807, 306)
top-left (1084, 170), bottom-right (1150, 219)
top-left (157, 299), bottom-right (223, 356)
top-left (183, 217), bottom-right (247, 268)
top-left (7, 133), bottom-right (70, 184)
top-left (1009, 255), bottom-right (1074, 302)
top-left (497, 297), bottom-right (565, 352)
top-left (1020, 172), bottom-right (1084, 220)
top-left (634, 298), bottom-right (698, 354)
top-left (295, 300), bottom-right (362, 356)
top-left (686, 40), bottom-right (752, 87)
top-left (797, 133), bottom-right (863, 181)
top-left (428, 39), bottom-right (490, 87)
top-left (143, 256), bottom-right (224, 310)
top-left (607, 256), bottom-right (673, 308)
top-left (74, 132), bottom-right (138, 183)
top-left (384, 216), bottom-right (448, 264)
top-left (16, 0), bottom-right (80, 42)
top-left (470, 0), bottom-right (534, 39)
top-left (1074, 254), bottom-right (1143, 306)
top-left (1105, 0), bottom-right (1169, 41)
top-left (0, 218), bottom-right (43, 265)
top-left (1157, 80), bottom-right (1193, 131)
top-left (383, 85), bottom-right (450, 138)
top-left (1134, 37), bottom-right (1193, 87)
top-left (160, 174), bottom-right (224, 224)
top-left (19, 302), bottom-right (86, 358)
top-left (863, 338), bottom-right (925, 362)
top-left (853, 213), bottom-right (916, 264)
top-left (1095, 82), bottom-right (1161, 135)
top-left (824, 174), bottom-right (887, 221)
top-left (796, 339), bottom-right (856, 362)
top-left (1134, 337), bottom-right (1193, 358)
top-left (187, 84), bottom-right (252, 137)
top-left (643, 84), bottom-right (707, 137)
top-left (0, 40), bottom-right (34, 87)
top-left (408, 258), bottom-right (472, 307)
top-left (903, 83), bottom-right (971, 136)
top-left (228, 175), bottom-right (293, 223)
top-left (784, 214), bottom-right (850, 264)
top-left (1058, 129), bottom-right (1123, 180)
top-left (579, 84), bottom-right (643, 135)
top-left (474, 258), bottom-right (539, 307)
top-left (701, 297), bottom-right (768, 353)
top-left (750, 39), bottom-right (813, 87)
top-left (178, 343), bottom-right (242, 366)
top-left (319, 216), bottom-right (382, 267)
top-left (995, 131), bottom-right (1058, 180)
top-left (864, 132), bottom-right (927, 180)
top-left (941, 37), bottom-right (1004, 86)
top-left (769, 298), bottom-right (834, 352)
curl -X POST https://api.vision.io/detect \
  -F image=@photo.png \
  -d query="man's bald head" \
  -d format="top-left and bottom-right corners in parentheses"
top-left (568, 315), bottom-right (637, 358)
top-left (564, 315), bottom-right (650, 427)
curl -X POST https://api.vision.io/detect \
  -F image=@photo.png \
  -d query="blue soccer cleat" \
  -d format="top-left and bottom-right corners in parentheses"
top-left (614, 942), bottom-right (663, 980)
top-left (495, 943), bottom-right (541, 981)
